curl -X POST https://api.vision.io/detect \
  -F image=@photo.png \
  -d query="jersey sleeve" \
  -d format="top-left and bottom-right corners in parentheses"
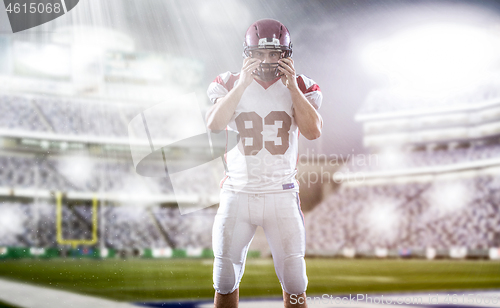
top-left (207, 72), bottom-right (240, 104)
top-left (296, 74), bottom-right (322, 110)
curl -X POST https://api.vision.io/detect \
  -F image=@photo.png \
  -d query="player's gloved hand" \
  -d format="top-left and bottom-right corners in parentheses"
top-left (239, 57), bottom-right (261, 88)
top-left (278, 58), bottom-right (299, 90)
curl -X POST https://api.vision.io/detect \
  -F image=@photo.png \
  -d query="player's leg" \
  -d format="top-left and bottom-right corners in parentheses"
top-left (262, 192), bottom-right (308, 308)
top-left (213, 190), bottom-right (257, 307)
top-left (283, 290), bottom-right (307, 308)
top-left (214, 288), bottom-right (239, 308)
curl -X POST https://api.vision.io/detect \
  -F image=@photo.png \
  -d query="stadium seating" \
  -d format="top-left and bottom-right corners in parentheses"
top-left (305, 175), bottom-right (500, 252)
top-left (1, 88), bottom-right (499, 256)
top-left (358, 79), bottom-right (500, 115)
top-left (0, 154), bottom-right (177, 194)
top-left (345, 142), bottom-right (500, 172)
top-left (0, 95), bottom-right (49, 132)
top-left (0, 201), bottom-right (217, 250)
top-left (0, 93), bottom-right (178, 140)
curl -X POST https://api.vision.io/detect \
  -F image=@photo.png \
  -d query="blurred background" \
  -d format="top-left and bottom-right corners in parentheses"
top-left (1, 0), bottom-right (500, 307)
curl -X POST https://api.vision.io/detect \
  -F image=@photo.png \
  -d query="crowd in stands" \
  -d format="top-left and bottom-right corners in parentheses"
top-left (0, 201), bottom-right (55, 247)
top-left (0, 93), bottom-right (179, 140)
top-left (2, 172), bottom-right (498, 252)
top-left (1, 87), bottom-right (500, 253)
top-left (33, 97), bottom-right (128, 137)
top-left (103, 205), bottom-right (169, 249)
top-left (0, 95), bottom-right (49, 132)
top-left (345, 142), bottom-right (500, 173)
top-left (306, 174), bottom-right (500, 251)
top-left (0, 201), bottom-right (216, 250)
top-left (0, 154), bottom-right (223, 196)
top-left (0, 156), bottom-right (74, 191)
top-left (0, 155), bottom-right (170, 193)
top-left (150, 206), bottom-right (216, 249)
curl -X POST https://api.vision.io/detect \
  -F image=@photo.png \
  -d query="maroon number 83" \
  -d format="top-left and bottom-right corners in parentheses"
top-left (234, 111), bottom-right (292, 156)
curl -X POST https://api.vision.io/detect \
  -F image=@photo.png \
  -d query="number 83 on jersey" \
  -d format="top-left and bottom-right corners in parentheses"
top-left (235, 111), bottom-right (292, 156)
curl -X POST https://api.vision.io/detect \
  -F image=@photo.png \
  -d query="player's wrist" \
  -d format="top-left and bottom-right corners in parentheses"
top-left (288, 85), bottom-right (302, 96)
top-left (234, 80), bottom-right (251, 92)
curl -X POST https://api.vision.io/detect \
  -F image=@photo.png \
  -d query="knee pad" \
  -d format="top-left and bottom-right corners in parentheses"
top-left (213, 256), bottom-right (240, 295)
top-left (281, 256), bottom-right (308, 295)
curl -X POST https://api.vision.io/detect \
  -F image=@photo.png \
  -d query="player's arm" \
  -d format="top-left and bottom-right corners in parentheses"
top-left (278, 58), bottom-right (323, 140)
top-left (206, 58), bottom-right (261, 131)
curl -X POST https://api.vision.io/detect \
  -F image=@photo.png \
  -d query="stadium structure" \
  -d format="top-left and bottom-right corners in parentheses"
top-left (1, 25), bottom-right (500, 264)
top-left (0, 28), bottom-right (224, 260)
top-left (306, 77), bottom-right (500, 260)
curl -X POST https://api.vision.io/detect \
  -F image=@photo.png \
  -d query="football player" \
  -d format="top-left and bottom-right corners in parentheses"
top-left (206, 18), bottom-right (323, 308)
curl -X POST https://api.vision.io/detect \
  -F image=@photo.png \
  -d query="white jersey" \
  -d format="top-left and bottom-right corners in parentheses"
top-left (207, 72), bottom-right (322, 194)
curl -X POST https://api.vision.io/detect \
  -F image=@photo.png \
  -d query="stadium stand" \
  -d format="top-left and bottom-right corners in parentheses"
top-left (0, 201), bottom-right (56, 247)
top-left (358, 78), bottom-right (500, 115)
top-left (104, 205), bottom-right (169, 250)
top-left (33, 97), bottom-right (128, 137)
top-left (306, 72), bottom-right (500, 257)
top-left (0, 95), bottom-right (49, 132)
top-left (0, 93), bottom-right (178, 140)
top-left (0, 34), bottom-right (220, 256)
top-left (0, 154), bottom-right (178, 194)
top-left (306, 175), bottom-right (500, 252)
top-left (345, 141), bottom-right (500, 172)
top-left (0, 200), bottom-right (217, 250)
top-left (1, 70), bottom-right (499, 259)
top-left (150, 206), bottom-right (216, 249)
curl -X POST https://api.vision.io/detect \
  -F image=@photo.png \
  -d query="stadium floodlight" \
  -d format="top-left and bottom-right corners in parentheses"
top-left (14, 42), bottom-right (70, 78)
top-left (197, 0), bottom-right (251, 39)
top-left (362, 23), bottom-right (500, 93)
top-left (52, 26), bottom-right (135, 53)
top-left (51, 26), bottom-right (135, 84)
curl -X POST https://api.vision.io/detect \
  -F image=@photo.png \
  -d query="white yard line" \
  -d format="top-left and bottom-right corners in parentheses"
top-left (0, 278), bottom-right (138, 308)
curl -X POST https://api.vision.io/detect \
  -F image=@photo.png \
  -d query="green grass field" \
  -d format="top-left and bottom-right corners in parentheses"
top-left (0, 301), bottom-right (19, 308)
top-left (0, 258), bottom-right (499, 302)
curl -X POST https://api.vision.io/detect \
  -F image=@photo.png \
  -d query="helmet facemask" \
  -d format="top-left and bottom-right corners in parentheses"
top-left (255, 62), bottom-right (281, 82)
top-left (245, 49), bottom-right (288, 82)
top-left (243, 37), bottom-right (293, 82)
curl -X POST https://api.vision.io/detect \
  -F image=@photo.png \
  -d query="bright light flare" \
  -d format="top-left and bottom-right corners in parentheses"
top-left (57, 155), bottom-right (94, 188)
top-left (378, 147), bottom-right (407, 170)
top-left (198, 0), bottom-right (251, 37)
top-left (365, 200), bottom-right (400, 236)
top-left (14, 42), bottom-right (70, 78)
top-left (428, 181), bottom-right (470, 217)
top-left (0, 206), bottom-right (24, 239)
top-left (362, 23), bottom-right (500, 92)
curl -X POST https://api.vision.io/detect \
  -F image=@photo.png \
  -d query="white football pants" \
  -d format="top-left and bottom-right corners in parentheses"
top-left (212, 189), bottom-right (307, 295)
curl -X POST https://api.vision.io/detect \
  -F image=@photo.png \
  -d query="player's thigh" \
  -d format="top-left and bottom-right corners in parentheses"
top-left (264, 192), bottom-right (306, 256)
top-left (263, 192), bottom-right (307, 294)
top-left (212, 190), bottom-right (256, 259)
